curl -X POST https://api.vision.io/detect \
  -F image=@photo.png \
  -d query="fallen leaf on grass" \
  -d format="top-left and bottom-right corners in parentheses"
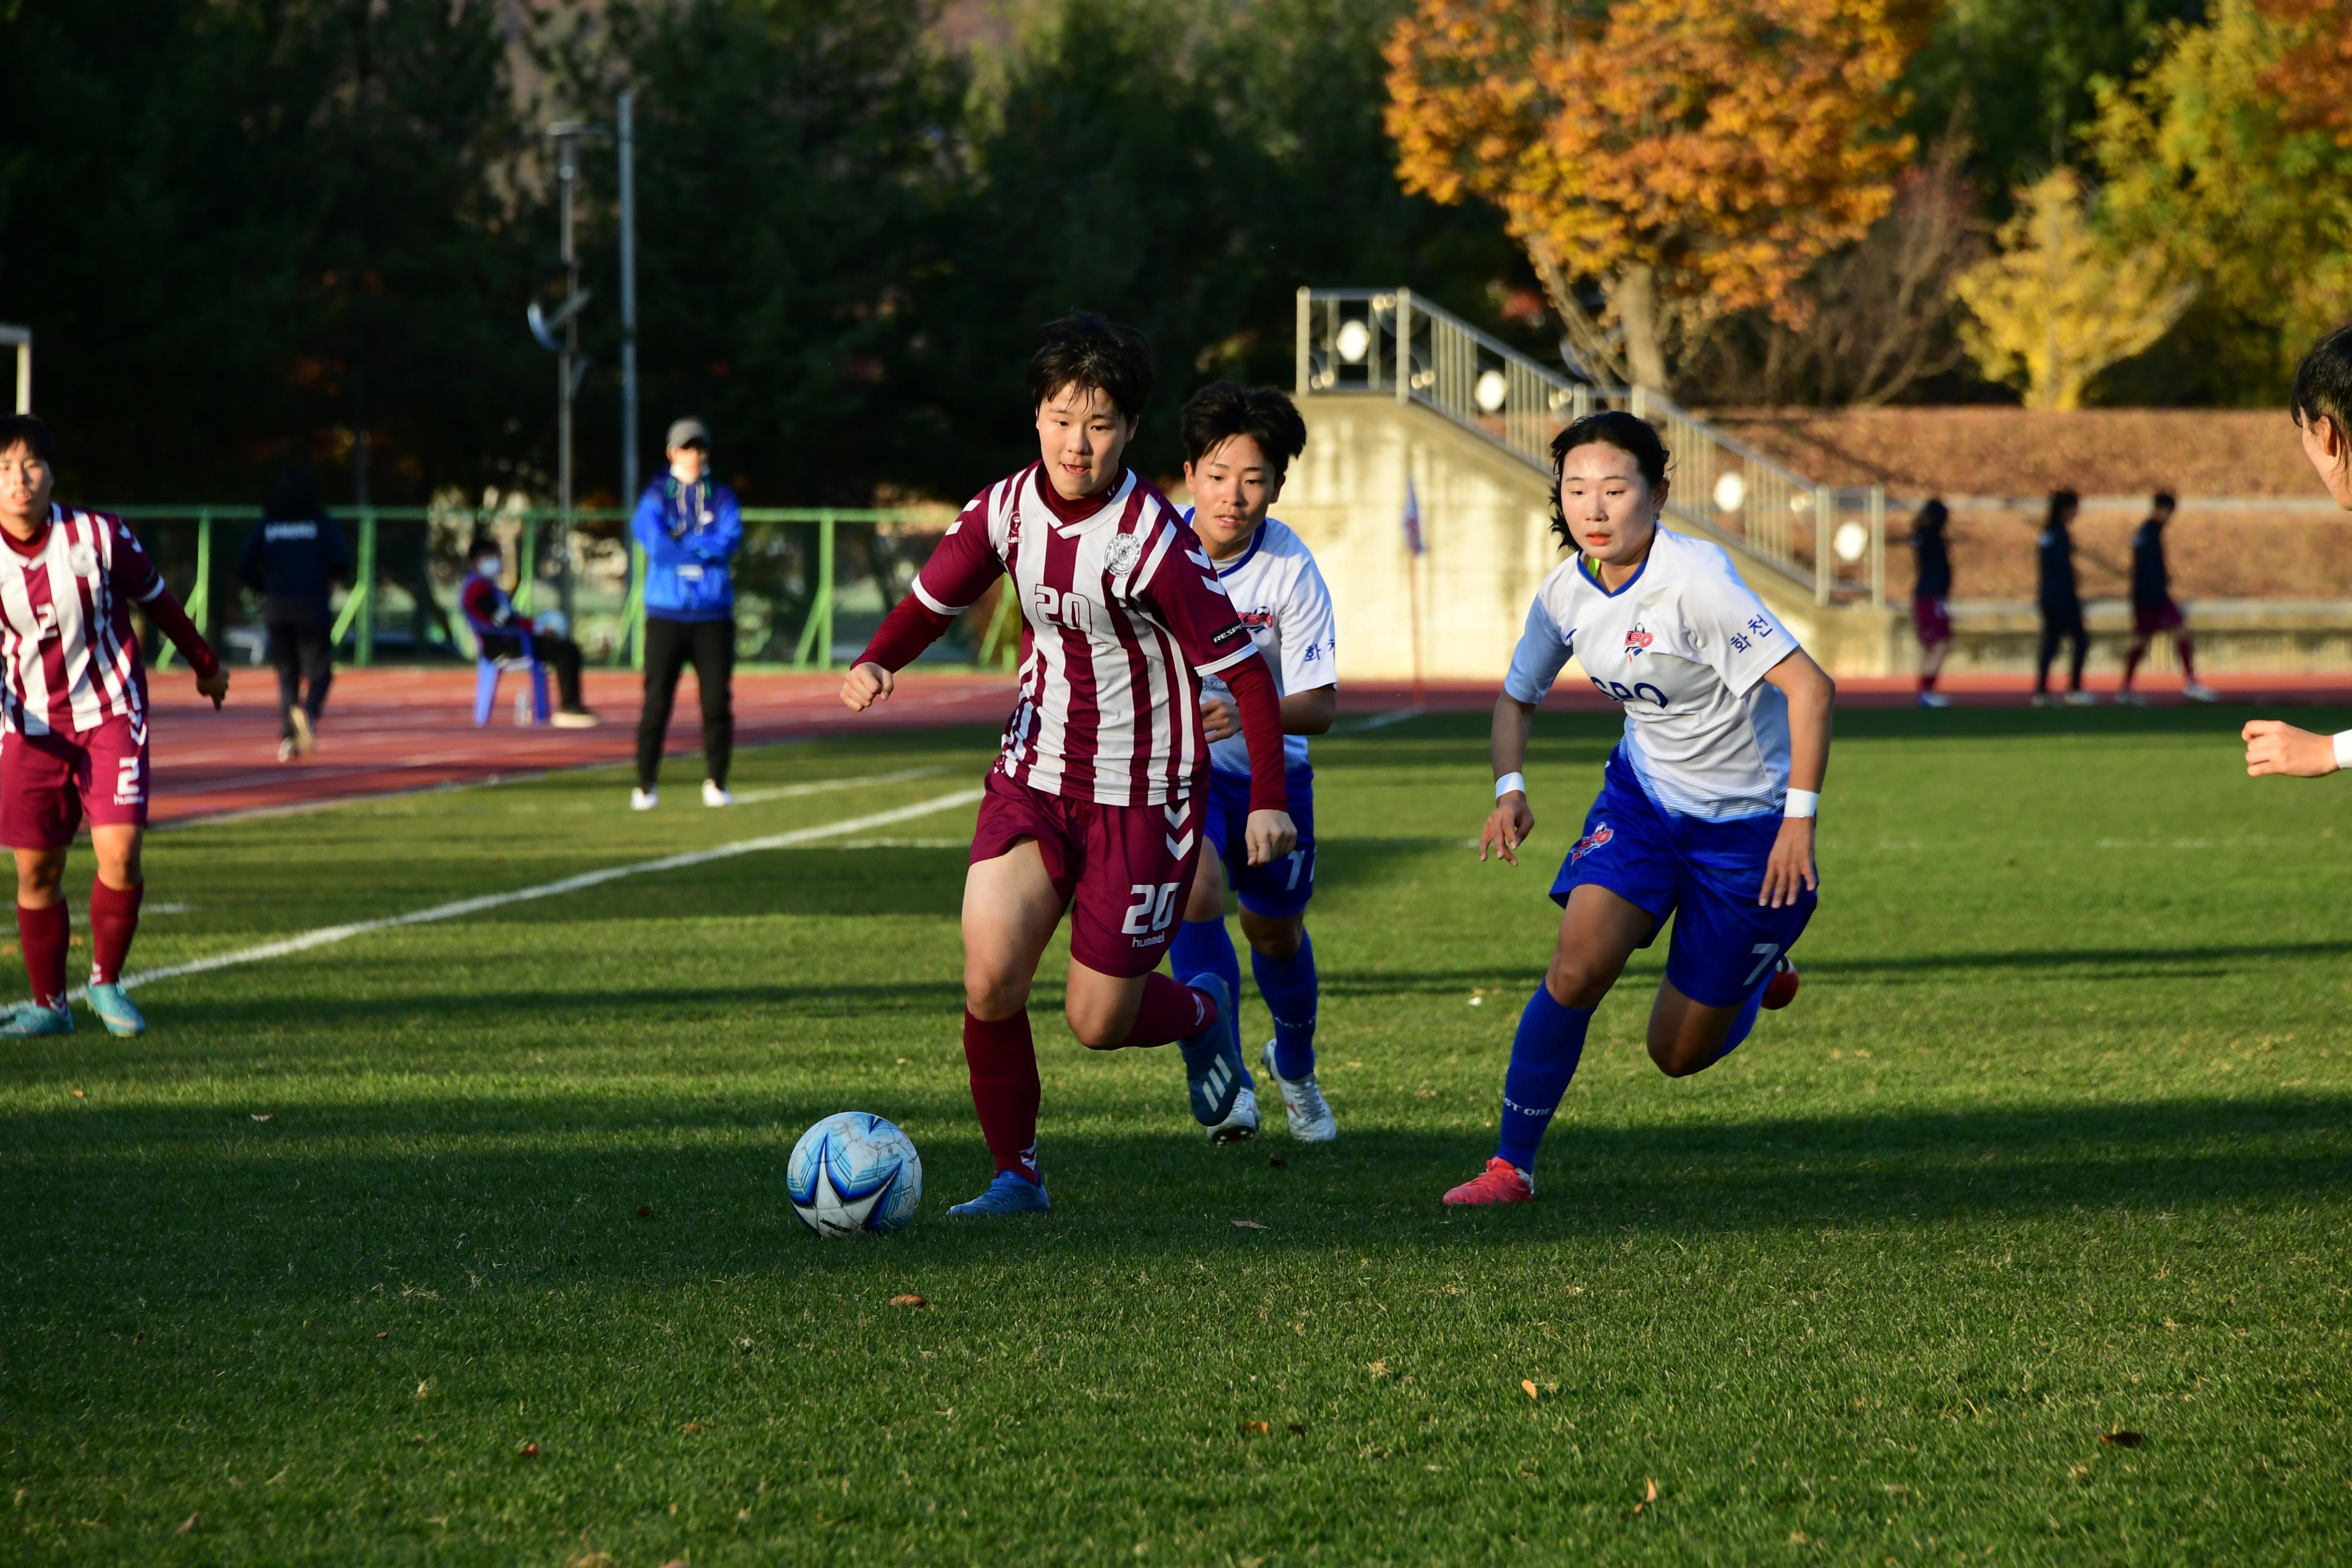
top-left (69, 1089), bottom-right (83, 1098)
top-left (1232, 1219), bottom-right (1270, 1230)
top-left (1522, 1379), bottom-right (1540, 1400)
top-left (1239, 1420), bottom-right (1270, 1435)
top-left (889, 1294), bottom-right (928, 1308)
top-left (174, 1514), bottom-right (197, 1535)
top-left (635, 1206), bottom-right (653, 1219)
top-left (414, 1380), bottom-right (430, 1399)
top-left (568, 1553), bottom-right (612, 1568)
top-left (375, 1331), bottom-right (389, 1340)
top-left (682, 1422), bottom-right (706, 1434)
top-left (250, 1114), bottom-right (272, 1122)
top-left (662, 1560), bottom-right (689, 1568)
top-left (1287, 1423), bottom-right (1305, 1436)
top-left (1789, 1532), bottom-right (1808, 1544)
top-left (1266, 1157), bottom-right (1288, 1169)
top-left (1632, 1477), bottom-right (1658, 1514)
top-left (520, 1443), bottom-right (539, 1458)
top-left (1368, 1361), bottom-right (1391, 1378)
top-left (2100, 1431), bottom-right (2143, 1448)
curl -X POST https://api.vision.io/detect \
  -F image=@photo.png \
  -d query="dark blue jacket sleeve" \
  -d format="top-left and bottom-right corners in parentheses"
top-left (237, 521), bottom-right (268, 591)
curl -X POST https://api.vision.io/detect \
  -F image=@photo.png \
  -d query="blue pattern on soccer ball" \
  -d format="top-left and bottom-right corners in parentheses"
top-left (788, 1112), bottom-right (923, 1236)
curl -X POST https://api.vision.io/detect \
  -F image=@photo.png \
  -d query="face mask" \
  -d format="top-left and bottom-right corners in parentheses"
top-left (474, 558), bottom-right (500, 576)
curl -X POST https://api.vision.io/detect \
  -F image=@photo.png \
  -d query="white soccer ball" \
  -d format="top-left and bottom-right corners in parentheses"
top-left (788, 1112), bottom-right (922, 1237)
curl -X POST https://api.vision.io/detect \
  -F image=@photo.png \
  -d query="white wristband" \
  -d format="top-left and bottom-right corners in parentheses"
top-left (1784, 789), bottom-right (1820, 819)
top-left (1494, 772), bottom-right (1527, 800)
top-left (2334, 731), bottom-right (2352, 773)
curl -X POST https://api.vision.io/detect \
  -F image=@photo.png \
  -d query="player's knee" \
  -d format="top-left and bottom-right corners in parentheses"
top-left (963, 970), bottom-right (1029, 1021)
top-left (1064, 1002), bottom-right (1126, 1051)
top-left (1544, 955), bottom-right (1614, 1009)
top-left (1240, 913), bottom-right (1302, 960)
top-left (1647, 1034), bottom-right (1713, 1078)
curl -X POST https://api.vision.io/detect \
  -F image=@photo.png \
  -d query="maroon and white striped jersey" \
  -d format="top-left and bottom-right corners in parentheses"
top-left (0, 506), bottom-right (172, 738)
top-left (912, 465), bottom-right (1258, 806)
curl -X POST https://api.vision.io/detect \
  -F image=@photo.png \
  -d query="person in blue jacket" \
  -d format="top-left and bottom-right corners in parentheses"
top-left (237, 466), bottom-right (351, 761)
top-left (631, 418), bottom-right (743, 809)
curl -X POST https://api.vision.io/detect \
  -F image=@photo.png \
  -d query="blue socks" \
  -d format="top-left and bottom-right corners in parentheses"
top-left (1252, 930), bottom-right (1319, 1081)
top-left (1169, 917), bottom-right (1249, 1086)
top-left (1495, 986), bottom-right (1592, 1174)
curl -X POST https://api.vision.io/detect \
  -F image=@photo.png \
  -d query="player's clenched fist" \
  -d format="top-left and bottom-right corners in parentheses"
top-left (1243, 808), bottom-right (1296, 867)
top-left (1480, 793), bottom-right (1534, 867)
top-left (2243, 719), bottom-right (2340, 778)
top-left (839, 661), bottom-right (894, 712)
top-left (195, 665), bottom-right (230, 711)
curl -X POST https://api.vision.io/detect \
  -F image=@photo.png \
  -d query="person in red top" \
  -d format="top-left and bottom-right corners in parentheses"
top-left (840, 313), bottom-right (1297, 1216)
top-left (0, 415), bottom-right (228, 1038)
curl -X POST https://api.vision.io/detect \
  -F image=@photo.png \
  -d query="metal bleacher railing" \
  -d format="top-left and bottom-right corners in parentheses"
top-left (99, 504), bottom-right (1033, 674)
top-left (1294, 287), bottom-right (1889, 608)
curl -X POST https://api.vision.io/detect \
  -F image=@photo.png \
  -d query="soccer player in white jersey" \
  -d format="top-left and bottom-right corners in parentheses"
top-left (0, 416), bottom-right (229, 1039)
top-left (839, 315), bottom-right (1297, 1216)
top-left (1444, 411), bottom-right (1836, 1205)
top-left (1164, 381), bottom-right (1339, 1144)
top-left (2246, 327), bottom-right (2352, 778)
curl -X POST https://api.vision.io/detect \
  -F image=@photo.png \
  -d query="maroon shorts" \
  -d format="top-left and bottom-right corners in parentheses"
top-left (969, 765), bottom-right (1205, 978)
top-left (1, 713), bottom-right (151, 848)
top-left (1913, 595), bottom-right (1951, 646)
top-left (2134, 601), bottom-right (2186, 636)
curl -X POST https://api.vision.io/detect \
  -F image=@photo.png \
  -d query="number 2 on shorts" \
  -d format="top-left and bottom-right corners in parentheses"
top-left (1742, 943), bottom-right (1781, 988)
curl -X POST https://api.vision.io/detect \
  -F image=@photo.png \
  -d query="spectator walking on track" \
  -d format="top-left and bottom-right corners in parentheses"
top-left (460, 538), bottom-right (599, 727)
top-left (2119, 492), bottom-right (2217, 705)
top-left (2033, 490), bottom-right (2094, 708)
top-left (632, 418), bottom-right (742, 810)
top-left (238, 466), bottom-right (350, 761)
top-left (1910, 498), bottom-right (1953, 709)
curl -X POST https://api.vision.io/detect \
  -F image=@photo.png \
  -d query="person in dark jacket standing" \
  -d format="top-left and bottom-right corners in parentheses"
top-left (2032, 490), bottom-right (2095, 708)
top-left (237, 466), bottom-right (351, 760)
top-left (630, 418), bottom-right (743, 809)
top-left (2118, 492), bottom-right (2217, 705)
top-left (1910, 498), bottom-right (1953, 709)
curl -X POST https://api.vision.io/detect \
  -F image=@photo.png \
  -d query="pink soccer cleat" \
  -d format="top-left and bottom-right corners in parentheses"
top-left (1761, 955), bottom-right (1800, 1011)
top-left (1442, 1157), bottom-right (1535, 1206)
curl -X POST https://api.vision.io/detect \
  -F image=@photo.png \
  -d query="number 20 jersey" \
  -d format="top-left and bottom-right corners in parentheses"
top-left (1504, 527), bottom-right (1802, 822)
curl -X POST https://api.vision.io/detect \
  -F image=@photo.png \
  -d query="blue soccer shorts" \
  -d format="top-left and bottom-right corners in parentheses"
top-left (1546, 751), bottom-right (1816, 1008)
top-left (1203, 768), bottom-right (1316, 918)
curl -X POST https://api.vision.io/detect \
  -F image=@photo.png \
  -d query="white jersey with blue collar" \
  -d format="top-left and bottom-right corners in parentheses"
top-left (1188, 513), bottom-right (1337, 779)
top-left (1503, 527), bottom-right (1799, 821)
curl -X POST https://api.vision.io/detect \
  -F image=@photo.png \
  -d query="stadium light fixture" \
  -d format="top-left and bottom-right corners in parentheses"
top-left (1712, 471), bottom-right (1745, 513)
top-left (533, 119), bottom-right (610, 624)
top-left (1335, 319), bottom-right (1372, 365)
top-left (1474, 368), bottom-right (1508, 413)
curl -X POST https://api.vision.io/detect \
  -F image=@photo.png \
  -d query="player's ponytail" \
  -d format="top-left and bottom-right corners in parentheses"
top-left (2292, 324), bottom-right (2352, 474)
top-left (1548, 411), bottom-right (1669, 545)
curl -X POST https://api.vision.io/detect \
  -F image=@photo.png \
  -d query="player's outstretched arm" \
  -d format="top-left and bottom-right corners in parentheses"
top-left (1758, 648), bottom-right (1834, 907)
top-left (840, 662), bottom-right (893, 712)
top-left (2243, 719), bottom-right (2342, 778)
top-left (1482, 692), bottom-right (1538, 866)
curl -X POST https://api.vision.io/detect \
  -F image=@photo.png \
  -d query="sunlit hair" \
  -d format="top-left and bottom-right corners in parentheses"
top-left (1179, 381), bottom-right (1307, 474)
top-left (1548, 411), bottom-right (1669, 545)
top-left (2292, 324), bottom-right (2352, 467)
top-left (1025, 312), bottom-right (1153, 423)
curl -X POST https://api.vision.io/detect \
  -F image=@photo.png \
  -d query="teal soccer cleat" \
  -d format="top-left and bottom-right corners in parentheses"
top-left (1177, 973), bottom-right (1247, 1131)
top-left (0, 1001), bottom-right (72, 1037)
top-left (946, 1170), bottom-right (1052, 1217)
top-left (86, 982), bottom-right (145, 1037)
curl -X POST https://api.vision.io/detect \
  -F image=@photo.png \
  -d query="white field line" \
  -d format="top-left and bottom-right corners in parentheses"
top-left (100, 787), bottom-right (984, 999)
top-left (726, 765), bottom-right (945, 804)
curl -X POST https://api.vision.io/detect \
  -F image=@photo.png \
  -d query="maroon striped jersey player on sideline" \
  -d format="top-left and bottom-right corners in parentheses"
top-left (0, 414), bottom-right (228, 1040)
top-left (839, 312), bottom-right (1296, 1217)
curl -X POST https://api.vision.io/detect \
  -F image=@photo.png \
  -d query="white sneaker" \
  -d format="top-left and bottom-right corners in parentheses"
top-left (2063, 690), bottom-right (2099, 708)
top-left (1207, 1083), bottom-right (1260, 1145)
top-left (276, 738), bottom-right (297, 763)
top-left (702, 779), bottom-right (734, 808)
top-left (631, 787), bottom-right (658, 811)
top-left (2113, 689), bottom-right (2148, 707)
top-left (2182, 680), bottom-right (2219, 703)
top-left (1260, 1041), bottom-right (1337, 1143)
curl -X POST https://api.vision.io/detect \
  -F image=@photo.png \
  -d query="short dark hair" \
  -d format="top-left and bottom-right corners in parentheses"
top-left (467, 534), bottom-right (501, 561)
top-left (1025, 312), bottom-right (1152, 422)
top-left (1548, 411), bottom-right (1669, 544)
top-left (1179, 381), bottom-right (1308, 474)
top-left (0, 413), bottom-right (57, 467)
top-left (2292, 324), bottom-right (2352, 457)
top-left (2152, 490), bottom-right (2178, 512)
top-left (2047, 489), bottom-right (2080, 526)
top-left (264, 465), bottom-right (321, 520)
top-left (1915, 497), bottom-right (1949, 531)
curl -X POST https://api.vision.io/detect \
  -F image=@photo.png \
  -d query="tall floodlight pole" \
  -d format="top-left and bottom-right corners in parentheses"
top-left (555, 126), bottom-right (582, 622)
top-left (618, 93), bottom-right (640, 513)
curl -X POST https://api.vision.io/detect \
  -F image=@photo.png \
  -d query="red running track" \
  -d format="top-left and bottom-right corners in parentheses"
top-left (142, 666), bottom-right (2352, 827)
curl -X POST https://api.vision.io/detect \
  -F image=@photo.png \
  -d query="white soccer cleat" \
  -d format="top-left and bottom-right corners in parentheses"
top-left (1260, 1041), bottom-right (1337, 1143)
top-left (1208, 1083), bottom-right (1260, 1145)
top-left (2113, 690), bottom-right (2148, 707)
top-left (702, 779), bottom-right (734, 807)
top-left (2063, 690), bottom-right (2099, 708)
top-left (2182, 680), bottom-right (2219, 703)
top-left (631, 787), bottom-right (658, 811)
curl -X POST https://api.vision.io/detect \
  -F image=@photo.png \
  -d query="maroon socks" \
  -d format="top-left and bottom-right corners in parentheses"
top-left (962, 1008), bottom-right (1043, 1184)
top-left (89, 879), bottom-right (143, 985)
top-left (15, 901), bottom-right (66, 1008)
top-left (1123, 973), bottom-right (1218, 1048)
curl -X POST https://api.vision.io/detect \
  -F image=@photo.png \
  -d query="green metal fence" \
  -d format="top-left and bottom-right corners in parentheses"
top-left (103, 505), bottom-right (1022, 673)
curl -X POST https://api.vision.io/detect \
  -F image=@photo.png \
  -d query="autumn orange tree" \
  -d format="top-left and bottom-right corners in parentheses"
top-left (1383, 0), bottom-right (1928, 391)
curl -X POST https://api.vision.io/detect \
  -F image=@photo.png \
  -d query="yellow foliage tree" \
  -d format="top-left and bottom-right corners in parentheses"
top-left (1952, 169), bottom-right (2198, 411)
top-left (1382, 0), bottom-right (1926, 390)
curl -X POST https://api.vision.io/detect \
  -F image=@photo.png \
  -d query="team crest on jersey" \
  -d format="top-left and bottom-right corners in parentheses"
top-left (1569, 823), bottom-right (1614, 863)
top-left (1104, 531), bottom-right (1143, 577)
top-left (65, 542), bottom-right (97, 577)
top-left (1623, 622), bottom-right (1653, 656)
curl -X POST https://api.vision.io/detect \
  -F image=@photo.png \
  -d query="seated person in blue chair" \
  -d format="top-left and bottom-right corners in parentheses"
top-left (460, 537), bottom-right (599, 727)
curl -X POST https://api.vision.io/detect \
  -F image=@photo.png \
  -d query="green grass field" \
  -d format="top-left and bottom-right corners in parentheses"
top-left (4, 705), bottom-right (2350, 1565)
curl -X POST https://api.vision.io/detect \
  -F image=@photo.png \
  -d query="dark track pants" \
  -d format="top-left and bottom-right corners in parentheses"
top-left (267, 614), bottom-right (334, 741)
top-left (2036, 603), bottom-right (2088, 693)
top-left (480, 632), bottom-right (587, 712)
top-left (636, 616), bottom-right (734, 789)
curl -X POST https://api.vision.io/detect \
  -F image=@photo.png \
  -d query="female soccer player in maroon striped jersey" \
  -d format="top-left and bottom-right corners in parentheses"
top-left (2248, 327), bottom-right (2352, 776)
top-left (840, 314), bottom-right (1296, 1216)
top-left (0, 415), bottom-right (227, 1039)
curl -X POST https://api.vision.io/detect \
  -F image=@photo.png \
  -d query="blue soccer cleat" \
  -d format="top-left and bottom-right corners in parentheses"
top-left (946, 1170), bottom-right (1052, 1217)
top-left (85, 982), bottom-right (145, 1037)
top-left (1178, 973), bottom-right (1248, 1132)
top-left (0, 1000), bottom-right (72, 1037)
